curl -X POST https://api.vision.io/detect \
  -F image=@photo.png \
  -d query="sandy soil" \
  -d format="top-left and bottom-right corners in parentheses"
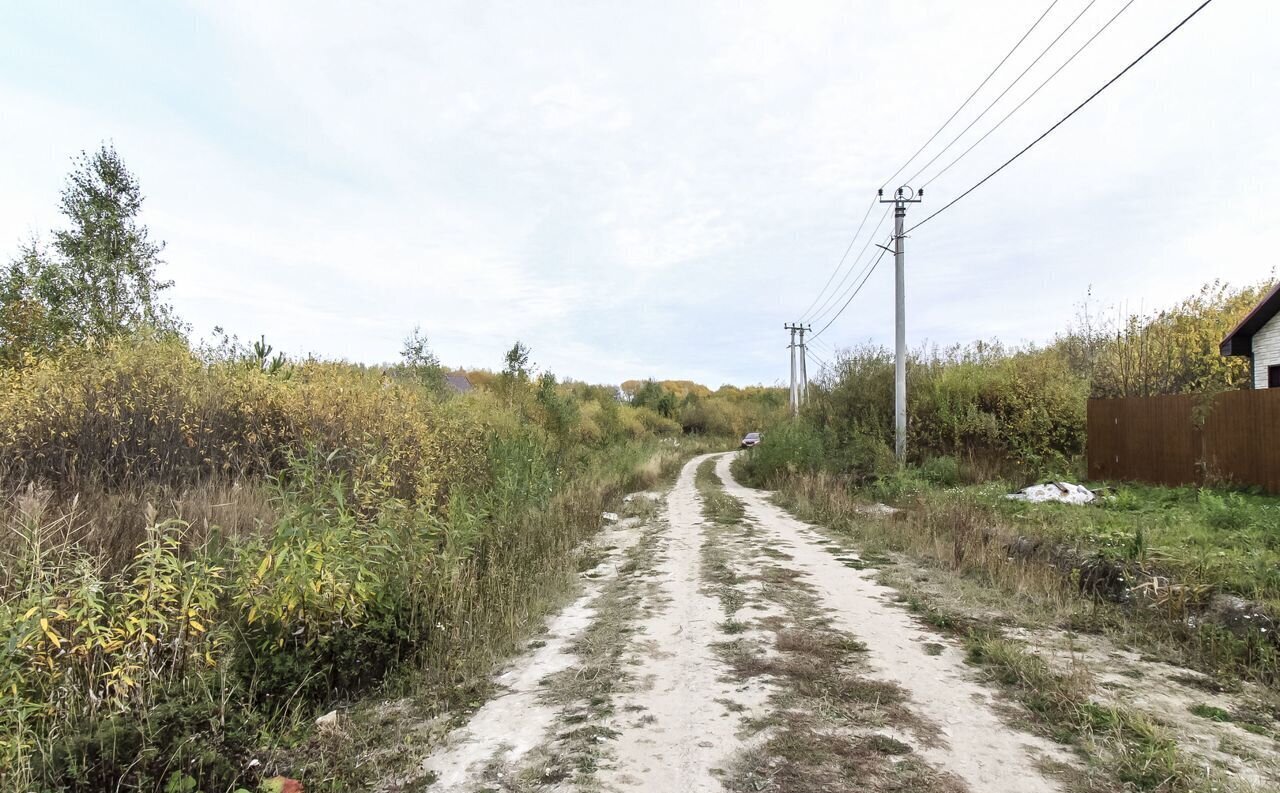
top-left (597, 453), bottom-right (773, 792)
top-left (714, 453), bottom-right (1069, 792)
top-left (409, 452), bottom-right (1081, 792)
top-left (1010, 626), bottom-right (1280, 788)
top-left (412, 513), bottom-right (649, 791)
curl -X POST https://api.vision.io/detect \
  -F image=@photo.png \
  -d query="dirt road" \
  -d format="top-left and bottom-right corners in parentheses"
top-left (408, 451), bottom-right (1068, 792)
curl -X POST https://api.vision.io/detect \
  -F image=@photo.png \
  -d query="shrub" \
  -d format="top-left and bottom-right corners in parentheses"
top-left (919, 456), bottom-right (962, 487)
top-left (0, 335), bottom-right (490, 504)
top-left (736, 420), bottom-right (827, 486)
top-left (0, 336), bottom-right (740, 790)
top-left (1199, 490), bottom-right (1255, 531)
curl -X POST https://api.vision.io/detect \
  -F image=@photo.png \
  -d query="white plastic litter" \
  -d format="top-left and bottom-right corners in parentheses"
top-left (1006, 482), bottom-right (1096, 505)
top-left (601, 511), bottom-right (620, 522)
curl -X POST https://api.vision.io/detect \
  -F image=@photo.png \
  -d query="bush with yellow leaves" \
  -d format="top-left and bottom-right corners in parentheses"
top-left (0, 335), bottom-right (718, 792)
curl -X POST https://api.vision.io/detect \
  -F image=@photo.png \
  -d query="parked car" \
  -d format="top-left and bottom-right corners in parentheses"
top-left (740, 431), bottom-right (761, 449)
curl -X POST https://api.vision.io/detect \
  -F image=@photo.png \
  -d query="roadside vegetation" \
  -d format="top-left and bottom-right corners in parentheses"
top-left (0, 145), bottom-right (784, 792)
top-left (726, 458), bottom-right (1279, 790)
top-left (734, 279), bottom-right (1280, 789)
top-left (738, 276), bottom-right (1280, 679)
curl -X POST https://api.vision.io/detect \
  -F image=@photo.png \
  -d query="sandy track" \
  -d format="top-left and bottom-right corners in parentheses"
top-left (598, 453), bottom-right (772, 792)
top-left (410, 514), bottom-right (650, 791)
top-left (411, 451), bottom-right (1067, 792)
top-left (715, 452), bottom-right (1065, 792)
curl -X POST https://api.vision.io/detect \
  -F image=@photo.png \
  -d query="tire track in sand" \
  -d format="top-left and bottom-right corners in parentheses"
top-left (715, 452), bottom-right (1066, 793)
top-left (598, 453), bottom-right (771, 792)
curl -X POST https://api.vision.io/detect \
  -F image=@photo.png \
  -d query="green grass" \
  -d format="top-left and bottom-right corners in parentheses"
top-left (979, 481), bottom-right (1280, 610)
top-left (763, 465), bottom-right (1280, 687)
top-left (809, 462), bottom-right (1280, 611)
top-left (962, 633), bottom-right (1219, 793)
top-left (696, 458), bottom-right (746, 525)
top-left (1188, 703), bottom-right (1232, 723)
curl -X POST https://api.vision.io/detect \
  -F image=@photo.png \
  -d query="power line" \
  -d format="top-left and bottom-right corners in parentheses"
top-left (807, 206), bottom-right (892, 325)
top-left (798, 197), bottom-right (878, 322)
top-left (809, 237), bottom-right (894, 342)
top-left (805, 0), bottom-right (1067, 334)
top-left (805, 346), bottom-right (830, 371)
top-left (808, 341), bottom-right (837, 365)
top-left (804, 3), bottom-right (1065, 330)
top-left (808, 240), bottom-right (881, 330)
top-left (903, 0), bottom-right (1102, 187)
top-left (809, 336), bottom-right (837, 356)
top-left (923, 0), bottom-right (1137, 189)
top-left (880, 0), bottom-right (1064, 190)
top-left (908, 0), bottom-right (1218, 235)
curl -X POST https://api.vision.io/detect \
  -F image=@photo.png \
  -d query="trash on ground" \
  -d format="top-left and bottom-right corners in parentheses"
top-left (1006, 482), bottom-right (1096, 505)
top-left (856, 503), bottom-right (900, 516)
top-left (602, 511), bottom-right (620, 522)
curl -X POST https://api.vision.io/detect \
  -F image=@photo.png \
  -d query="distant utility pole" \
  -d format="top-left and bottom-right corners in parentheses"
top-left (878, 186), bottom-right (923, 464)
top-left (798, 324), bottom-right (808, 408)
top-left (784, 323), bottom-right (810, 417)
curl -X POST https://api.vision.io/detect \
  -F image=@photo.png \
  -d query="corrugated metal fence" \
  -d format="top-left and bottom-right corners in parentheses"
top-left (1087, 389), bottom-right (1280, 492)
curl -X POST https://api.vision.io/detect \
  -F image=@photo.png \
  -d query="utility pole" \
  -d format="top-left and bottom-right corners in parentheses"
top-left (878, 186), bottom-right (923, 464)
top-left (797, 324), bottom-right (809, 407)
top-left (785, 324), bottom-right (797, 416)
top-left (784, 323), bottom-right (810, 417)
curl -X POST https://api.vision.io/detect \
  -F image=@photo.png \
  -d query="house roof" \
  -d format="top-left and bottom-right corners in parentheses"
top-left (1221, 282), bottom-right (1280, 357)
top-left (445, 373), bottom-right (473, 393)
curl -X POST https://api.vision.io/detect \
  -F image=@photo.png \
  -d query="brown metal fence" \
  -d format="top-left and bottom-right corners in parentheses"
top-left (1087, 389), bottom-right (1280, 492)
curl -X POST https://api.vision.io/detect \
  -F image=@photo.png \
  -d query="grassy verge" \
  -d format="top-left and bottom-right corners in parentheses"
top-left (0, 435), bottom-right (705, 793)
top-left (962, 631), bottom-right (1205, 792)
top-left (267, 446), bottom-right (697, 792)
top-left (734, 457), bottom-right (1279, 791)
top-left (741, 460), bottom-right (1279, 688)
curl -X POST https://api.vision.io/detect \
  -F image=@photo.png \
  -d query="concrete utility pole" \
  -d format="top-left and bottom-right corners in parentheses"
top-left (797, 325), bottom-right (808, 407)
top-left (784, 323), bottom-right (810, 417)
top-left (878, 186), bottom-right (923, 464)
top-left (785, 324), bottom-right (797, 416)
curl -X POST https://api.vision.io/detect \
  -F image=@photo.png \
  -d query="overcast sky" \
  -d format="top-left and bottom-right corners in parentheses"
top-left (2, 1), bottom-right (1276, 386)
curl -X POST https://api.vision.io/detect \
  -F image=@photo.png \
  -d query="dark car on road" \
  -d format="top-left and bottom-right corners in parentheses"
top-left (740, 432), bottom-right (761, 449)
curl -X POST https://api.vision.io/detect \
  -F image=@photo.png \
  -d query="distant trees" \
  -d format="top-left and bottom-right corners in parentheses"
top-left (624, 377), bottom-right (784, 435)
top-left (399, 325), bottom-right (447, 394)
top-left (502, 341), bottom-right (532, 382)
top-left (788, 279), bottom-right (1277, 477)
top-left (629, 379), bottom-right (679, 418)
top-left (0, 144), bottom-right (178, 367)
top-left (1060, 280), bottom-right (1271, 398)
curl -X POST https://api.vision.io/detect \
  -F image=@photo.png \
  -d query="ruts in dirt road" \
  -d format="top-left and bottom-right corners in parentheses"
top-left (407, 451), bottom-right (1067, 792)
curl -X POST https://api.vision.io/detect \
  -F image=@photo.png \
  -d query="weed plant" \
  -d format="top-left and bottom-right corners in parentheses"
top-left (0, 336), bottom-right (742, 792)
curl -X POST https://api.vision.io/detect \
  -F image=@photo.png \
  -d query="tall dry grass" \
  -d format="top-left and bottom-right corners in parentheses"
top-left (767, 470), bottom-right (1279, 686)
top-left (0, 334), bottom-right (716, 793)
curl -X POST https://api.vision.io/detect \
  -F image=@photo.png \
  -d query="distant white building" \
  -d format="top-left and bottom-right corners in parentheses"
top-left (1221, 283), bottom-right (1280, 389)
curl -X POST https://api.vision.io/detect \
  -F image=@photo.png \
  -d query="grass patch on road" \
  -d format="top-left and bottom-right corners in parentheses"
top-left (696, 457), bottom-right (746, 525)
top-left (530, 522), bottom-right (665, 789)
top-left (691, 468), bottom-right (963, 792)
top-left (696, 457), bottom-right (753, 625)
top-left (720, 601), bottom-right (961, 793)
